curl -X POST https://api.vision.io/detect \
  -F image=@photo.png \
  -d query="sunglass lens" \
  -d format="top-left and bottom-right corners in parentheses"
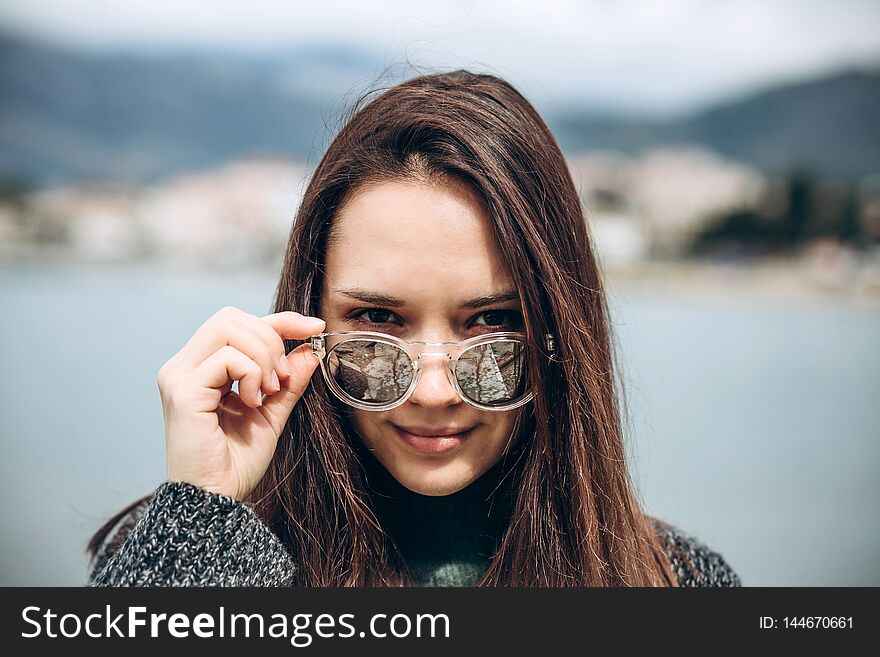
top-left (327, 340), bottom-right (414, 404)
top-left (455, 340), bottom-right (528, 407)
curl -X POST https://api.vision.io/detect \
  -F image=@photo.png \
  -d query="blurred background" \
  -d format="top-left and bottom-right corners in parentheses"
top-left (1, 0), bottom-right (878, 586)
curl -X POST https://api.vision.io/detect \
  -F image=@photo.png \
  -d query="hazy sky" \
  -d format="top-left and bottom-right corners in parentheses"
top-left (1, 0), bottom-right (878, 115)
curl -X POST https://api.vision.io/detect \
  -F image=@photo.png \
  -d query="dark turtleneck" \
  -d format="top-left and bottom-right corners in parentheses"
top-left (359, 447), bottom-right (514, 586)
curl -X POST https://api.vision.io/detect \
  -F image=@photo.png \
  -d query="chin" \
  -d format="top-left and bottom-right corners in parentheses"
top-left (350, 413), bottom-right (511, 496)
top-left (382, 455), bottom-right (481, 497)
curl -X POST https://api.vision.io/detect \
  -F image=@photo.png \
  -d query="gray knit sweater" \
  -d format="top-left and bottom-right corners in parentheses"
top-left (88, 481), bottom-right (742, 587)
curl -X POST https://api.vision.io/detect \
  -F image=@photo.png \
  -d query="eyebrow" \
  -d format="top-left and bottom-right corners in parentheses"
top-left (333, 287), bottom-right (520, 310)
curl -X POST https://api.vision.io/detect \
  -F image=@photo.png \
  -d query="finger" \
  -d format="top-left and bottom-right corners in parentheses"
top-left (217, 378), bottom-right (234, 398)
top-left (230, 311), bottom-right (291, 378)
top-left (217, 388), bottom-right (246, 415)
top-left (259, 343), bottom-right (322, 436)
top-left (179, 315), bottom-right (281, 394)
top-left (261, 311), bottom-right (326, 342)
top-left (219, 316), bottom-right (285, 392)
top-left (178, 308), bottom-right (324, 383)
top-left (192, 345), bottom-right (265, 409)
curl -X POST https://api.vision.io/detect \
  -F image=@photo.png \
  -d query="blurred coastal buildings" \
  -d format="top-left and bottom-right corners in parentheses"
top-left (1, 146), bottom-right (879, 298)
top-left (568, 145), bottom-right (765, 262)
top-left (0, 156), bottom-right (308, 267)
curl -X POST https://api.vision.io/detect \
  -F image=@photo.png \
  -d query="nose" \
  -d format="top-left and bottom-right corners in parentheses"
top-left (408, 352), bottom-right (461, 408)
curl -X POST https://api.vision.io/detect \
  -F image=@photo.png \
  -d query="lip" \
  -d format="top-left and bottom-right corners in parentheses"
top-left (392, 424), bottom-right (475, 455)
top-left (396, 424), bottom-right (475, 437)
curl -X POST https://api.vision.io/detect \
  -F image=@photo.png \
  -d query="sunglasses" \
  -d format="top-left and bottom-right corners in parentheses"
top-left (311, 330), bottom-right (556, 412)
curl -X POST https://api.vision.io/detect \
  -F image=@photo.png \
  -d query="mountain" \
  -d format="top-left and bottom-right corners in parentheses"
top-left (1, 32), bottom-right (878, 185)
top-left (0, 33), bottom-right (379, 184)
top-left (550, 67), bottom-right (880, 181)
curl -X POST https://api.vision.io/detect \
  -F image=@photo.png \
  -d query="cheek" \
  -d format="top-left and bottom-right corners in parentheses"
top-left (478, 410), bottom-right (519, 446)
top-left (347, 410), bottom-right (389, 447)
top-left (348, 407), bottom-right (522, 458)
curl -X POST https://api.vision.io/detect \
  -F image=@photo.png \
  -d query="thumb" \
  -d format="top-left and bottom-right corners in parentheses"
top-left (260, 342), bottom-right (321, 437)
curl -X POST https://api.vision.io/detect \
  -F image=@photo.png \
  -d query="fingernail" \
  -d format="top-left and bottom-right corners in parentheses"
top-left (277, 355), bottom-right (292, 377)
top-left (271, 370), bottom-right (280, 391)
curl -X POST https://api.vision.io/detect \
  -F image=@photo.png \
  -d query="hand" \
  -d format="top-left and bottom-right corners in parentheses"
top-left (157, 306), bottom-right (325, 501)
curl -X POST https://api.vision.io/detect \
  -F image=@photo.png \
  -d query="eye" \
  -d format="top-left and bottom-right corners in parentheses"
top-left (472, 309), bottom-right (522, 330)
top-left (346, 307), bottom-right (522, 331)
top-left (348, 308), bottom-right (402, 326)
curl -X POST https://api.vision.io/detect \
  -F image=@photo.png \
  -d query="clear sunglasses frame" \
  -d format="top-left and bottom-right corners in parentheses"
top-left (311, 330), bottom-right (556, 412)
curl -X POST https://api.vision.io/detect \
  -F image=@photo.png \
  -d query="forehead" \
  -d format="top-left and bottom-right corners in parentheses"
top-left (324, 178), bottom-right (513, 302)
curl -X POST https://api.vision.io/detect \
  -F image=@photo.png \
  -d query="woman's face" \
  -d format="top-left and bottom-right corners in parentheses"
top-left (320, 176), bottom-right (523, 496)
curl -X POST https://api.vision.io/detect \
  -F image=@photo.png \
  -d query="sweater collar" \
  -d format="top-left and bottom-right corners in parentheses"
top-left (360, 448), bottom-right (514, 582)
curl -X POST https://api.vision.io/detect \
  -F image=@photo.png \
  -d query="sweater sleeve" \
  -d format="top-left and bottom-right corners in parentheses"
top-left (87, 480), bottom-right (298, 587)
top-left (650, 517), bottom-right (742, 587)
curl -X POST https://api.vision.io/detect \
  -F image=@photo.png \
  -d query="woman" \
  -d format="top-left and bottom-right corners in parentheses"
top-left (88, 70), bottom-right (740, 587)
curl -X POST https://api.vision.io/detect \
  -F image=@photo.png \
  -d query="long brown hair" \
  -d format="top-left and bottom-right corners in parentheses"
top-left (90, 69), bottom-right (677, 586)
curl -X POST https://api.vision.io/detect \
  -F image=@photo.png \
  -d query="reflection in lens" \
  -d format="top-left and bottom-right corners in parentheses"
top-left (327, 339), bottom-right (413, 404)
top-left (455, 340), bottom-right (527, 406)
